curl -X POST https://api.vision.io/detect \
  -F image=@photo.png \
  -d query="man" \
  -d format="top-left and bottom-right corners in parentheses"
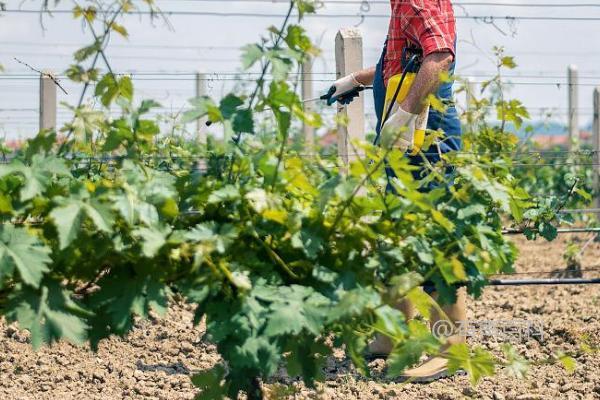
top-left (322, 0), bottom-right (466, 382)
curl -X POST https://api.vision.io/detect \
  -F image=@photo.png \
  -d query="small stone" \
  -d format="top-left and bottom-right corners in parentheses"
top-left (493, 391), bottom-right (505, 400)
top-left (516, 395), bottom-right (541, 400)
top-left (5, 326), bottom-right (17, 338)
top-left (180, 342), bottom-right (195, 354)
top-left (93, 371), bottom-right (105, 383)
top-left (530, 381), bottom-right (539, 389)
top-left (462, 387), bottom-right (476, 396)
top-left (559, 383), bottom-right (573, 393)
top-left (133, 370), bottom-right (145, 381)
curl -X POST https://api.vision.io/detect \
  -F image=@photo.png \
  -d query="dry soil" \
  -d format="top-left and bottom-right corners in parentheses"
top-left (0, 235), bottom-right (599, 399)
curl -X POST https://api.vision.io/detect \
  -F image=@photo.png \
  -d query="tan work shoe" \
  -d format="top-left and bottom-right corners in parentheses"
top-left (399, 356), bottom-right (452, 383)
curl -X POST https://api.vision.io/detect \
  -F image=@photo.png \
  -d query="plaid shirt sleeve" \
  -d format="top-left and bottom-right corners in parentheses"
top-left (405, 0), bottom-right (456, 59)
top-left (384, 0), bottom-right (456, 83)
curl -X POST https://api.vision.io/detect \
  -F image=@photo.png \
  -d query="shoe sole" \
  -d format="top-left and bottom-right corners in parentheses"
top-left (398, 369), bottom-right (466, 384)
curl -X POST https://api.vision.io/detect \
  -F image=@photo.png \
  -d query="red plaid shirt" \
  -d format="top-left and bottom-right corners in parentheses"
top-left (383, 0), bottom-right (456, 85)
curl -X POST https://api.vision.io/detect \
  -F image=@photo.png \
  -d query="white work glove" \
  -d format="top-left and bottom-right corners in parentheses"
top-left (380, 106), bottom-right (418, 151)
top-left (321, 73), bottom-right (364, 106)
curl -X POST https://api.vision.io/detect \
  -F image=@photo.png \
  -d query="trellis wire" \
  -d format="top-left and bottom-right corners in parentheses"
top-left (490, 266), bottom-right (600, 277)
top-left (489, 277), bottom-right (600, 286)
top-left (502, 227), bottom-right (600, 235)
top-left (6, 9), bottom-right (600, 22)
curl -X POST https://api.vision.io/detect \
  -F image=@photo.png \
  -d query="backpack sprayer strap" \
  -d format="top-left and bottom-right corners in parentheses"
top-left (375, 45), bottom-right (429, 156)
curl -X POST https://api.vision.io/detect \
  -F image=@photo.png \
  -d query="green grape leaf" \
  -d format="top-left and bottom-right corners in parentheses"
top-left (264, 305), bottom-right (307, 337)
top-left (182, 96), bottom-right (222, 123)
top-left (6, 282), bottom-right (89, 349)
top-left (446, 343), bottom-right (496, 385)
top-left (241, 44), bottom-right (263, 69)
top-left (284, 337), bottom-right (330, 387)
top-left (389, 272), bottom-right (424, 298)
top-left (25, 130), bottom-right (57, 161)
top-left (538, 222), bottom-right (558, 241)
top-left (386, 320), bottom-right (440, 377)
top-left (373, 305), bottom-right (407, 340)
top-left (219, 94), bottom-right (244, 119)
top-left (0, 155), bottom-right (70, 201)
top-left (232, 108), bottom-right (254, 134)
top-left (0, 225), bottom-right (51, 288)
top-left (50, 195), bottom-right (114, 250)
top-left (192, 365), bottom-right (228, 400)
top-left (133, 224), bottom-right (171, 258)
top-left (458, 204), bottom-right (486, 220)
top-left (207, 185), bottom-right (240, 204)
top-left (87, 275), bottom-right (171, 343)
top-left (501, 344), bottom-right (529, 379)
top-left (95, 74), bottom-right (133, 107)
top-left (556, 352), bottom-right (576, 374)
top-left (406, 287), bottom-right (432, 319)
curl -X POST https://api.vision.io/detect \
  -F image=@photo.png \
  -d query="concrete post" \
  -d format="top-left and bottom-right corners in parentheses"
top-left (335, 28), bottom-right (364, 165)
top-left (39, 72), bottom-right (57, 132)
top-left (593, 87), bottom-right (600, 209)
top-left (195, 72), bottom-right (208, 144)
top-left (568, 65), bottom-right (579, 149)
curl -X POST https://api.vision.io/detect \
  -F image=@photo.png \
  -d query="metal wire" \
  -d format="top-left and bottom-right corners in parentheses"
top-left (5, 9), bottom-right (600, 21)
top-left (503, 227), bottom-right (600, 235)
top-left (489, 277), bottom-right (600, 286)
top-left (559, 208), bottom-right (600, 214)
top-left (152, 0), bottom-right (600, 6)
top-left (490, 267), bottom-right (600, 277)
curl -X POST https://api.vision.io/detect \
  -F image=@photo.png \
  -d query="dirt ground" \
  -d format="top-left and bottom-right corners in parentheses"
top-left (0, 235), bottom-right (599, 400)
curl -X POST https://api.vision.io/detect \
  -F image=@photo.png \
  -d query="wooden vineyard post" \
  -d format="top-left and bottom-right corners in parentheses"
top-left (568, 65), bottom-right (579, 149)
top-left (301, 56), bottom-right (315, 149)
top-left (195, 72), bottom-right (208, 145)
top-left (39, 71), bottom-right (57, 132)
top-left (593, 87), bottom-right (600, 210)
top-left (335, 28), bottom-right (364, 167)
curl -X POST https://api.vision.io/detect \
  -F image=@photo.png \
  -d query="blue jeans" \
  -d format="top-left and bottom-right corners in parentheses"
top-left (374, 46), bottom-right (462, 295)
top-left (373, 47), bottom-right (462, 180)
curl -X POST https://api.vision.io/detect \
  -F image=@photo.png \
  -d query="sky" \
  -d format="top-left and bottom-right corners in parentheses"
top-left (1, 0), bottom-right (600, 139)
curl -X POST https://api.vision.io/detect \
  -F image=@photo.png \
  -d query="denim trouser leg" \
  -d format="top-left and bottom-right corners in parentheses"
top-left (373, 50), bottom-right (462, 178)
top-left (373, 46), bottom-right (462, 294)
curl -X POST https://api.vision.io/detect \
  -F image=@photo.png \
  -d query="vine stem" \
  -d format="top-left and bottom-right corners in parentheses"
top-left (326, 128), bottom-right (419, 238)
top-left (251, 230), bottom-right (299, 279)
top-left (555, 177), bottom-right (580, 214)
top-left (348, 139), bottom-right (390, 215)
top-left (270, 111), bottom-right (289, 188)
top-left (58, 3), bottom-right (123, 155)
top-left (246, 0), bottom-right (295, 114)
top-left (232, 0), bottom-right (294, 143)
top-left (227, 0), bottom-right (295, 182)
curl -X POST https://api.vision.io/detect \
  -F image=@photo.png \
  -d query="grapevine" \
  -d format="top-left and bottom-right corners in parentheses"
top-left (0, 1), bottom-right (583, 399)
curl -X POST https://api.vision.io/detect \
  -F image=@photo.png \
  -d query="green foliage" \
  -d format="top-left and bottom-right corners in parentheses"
top-left (446, 343), bottom-right (496, 385)
top-left (501, 344), bottom-right (529, 379)
top-left (0, 2), bottom-right (579, 399)
top-left (556, 352), bottom-right (577, 374)
top-left (0, 226), bottom-right (51, 288)
top-left (387, 320), bottom-right (439, 377)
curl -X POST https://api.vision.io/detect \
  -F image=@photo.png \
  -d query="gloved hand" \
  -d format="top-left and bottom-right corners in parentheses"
top-left (380, 106), bottom-right (418, 151)
top-left (321, 73), bottom-right (364, 106)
